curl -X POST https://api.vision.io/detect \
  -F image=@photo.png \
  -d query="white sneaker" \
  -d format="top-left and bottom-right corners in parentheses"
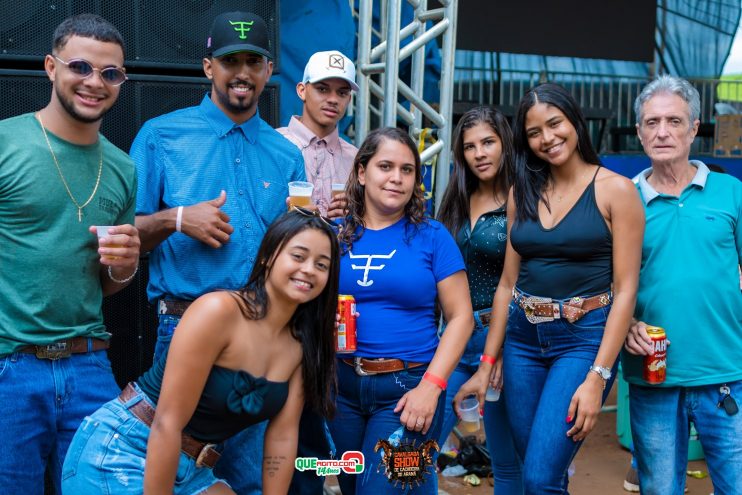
top-left (623, 467), bottom-right (640, 492)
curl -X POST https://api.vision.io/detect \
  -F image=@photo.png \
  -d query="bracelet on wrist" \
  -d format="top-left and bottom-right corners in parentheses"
top-left (480, 354), bottom-right (496, 365)
top-left (175, 206), bottom-right (184, 233)
top-left (423, 371), bottom-right (447, 391)
top-left (107, 264), bottom-right (138, 284)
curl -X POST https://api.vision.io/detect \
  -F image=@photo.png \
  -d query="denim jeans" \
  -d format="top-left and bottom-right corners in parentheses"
top-left (503, 300), bottom-right (616, 495)
top-left (329, 360), bottom-right (445, 494)
top-left (61, 382), bottom-right (222, 494)
top-left (155, 312), bottom-right (266, 495)
top-left (0, 347), bottom-right (120, 495)
top-left (438, 309), bottom-right (523, 494)
top-left (629, 380), bottom-right (742, 495)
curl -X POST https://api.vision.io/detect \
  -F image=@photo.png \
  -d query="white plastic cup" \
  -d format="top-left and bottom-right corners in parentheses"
top-left (288, 181), bottom-right (314, 209)
top-left (95, 226), bottom-right (120, 260)
top-left (485, 386), bottom-right (501, 402)
top-left (459, 396), bottom-right (481, 433)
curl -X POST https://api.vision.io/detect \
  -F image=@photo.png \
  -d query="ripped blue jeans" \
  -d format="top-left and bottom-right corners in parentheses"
top-left (328, 360), bottom-right (444, 494)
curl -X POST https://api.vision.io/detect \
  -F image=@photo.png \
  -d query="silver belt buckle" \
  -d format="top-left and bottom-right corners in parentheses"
top-left (195, 443), bottom-right (218, 467)
top-left (522, 296), bottom-right (558, 324)
top-left (36, 341), bottom-right (72, 360)
top-left (353, 357), bottom-right (376, 376)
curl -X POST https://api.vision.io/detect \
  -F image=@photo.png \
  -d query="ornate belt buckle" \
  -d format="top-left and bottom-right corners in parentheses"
top-left (353, 357), bottom-right (376, 376)
top-left (36, 341), bottom-right (72, 360)
top-left (522, 296), bottom-right (555, 324)
top-left (195, 443), bottom-right (218, 467)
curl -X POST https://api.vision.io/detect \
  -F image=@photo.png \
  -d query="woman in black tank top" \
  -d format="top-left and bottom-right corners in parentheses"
top-left (454, 84), bottom-right (644, 494)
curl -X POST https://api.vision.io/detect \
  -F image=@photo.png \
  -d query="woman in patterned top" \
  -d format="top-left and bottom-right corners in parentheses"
top-left (437, 106), bottom-right (522, 493)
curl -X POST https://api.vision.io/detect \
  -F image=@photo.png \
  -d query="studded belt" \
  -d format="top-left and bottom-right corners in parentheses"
top-left (512, 288), bottom-right (612, 324)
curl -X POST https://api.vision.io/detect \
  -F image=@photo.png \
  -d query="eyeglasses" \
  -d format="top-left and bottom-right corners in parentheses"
top-left (53, 56), bottom-right (128, 86)
top-left (291, 205), bottom-right (334, 229)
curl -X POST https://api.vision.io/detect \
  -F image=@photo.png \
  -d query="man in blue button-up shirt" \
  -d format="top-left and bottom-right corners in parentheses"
top-left (132, 11), bottom-right (304, 495)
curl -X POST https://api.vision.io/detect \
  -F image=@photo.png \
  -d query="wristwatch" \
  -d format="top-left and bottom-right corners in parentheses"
top-left (588, 365), bottom-right (612, 387)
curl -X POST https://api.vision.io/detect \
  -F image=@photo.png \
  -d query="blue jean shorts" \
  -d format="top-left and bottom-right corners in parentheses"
top-left (62, 382), bottom-right (227, 494)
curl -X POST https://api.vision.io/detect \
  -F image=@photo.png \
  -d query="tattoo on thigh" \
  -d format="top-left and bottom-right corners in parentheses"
top-left (264, 456), bottom-right (288, 478)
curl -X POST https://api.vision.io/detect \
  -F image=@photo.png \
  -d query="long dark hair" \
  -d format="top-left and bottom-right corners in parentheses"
top-left (512, 83), bottom-right (601, 222)
top-left (338, 127), bottom-right (426, 251)
top-left (233, 211), bottom-right (339, 417)
top-left (437, 106), bottom-right (514, 235)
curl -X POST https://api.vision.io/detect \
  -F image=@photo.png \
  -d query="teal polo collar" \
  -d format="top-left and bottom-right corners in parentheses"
top-left (634, 160), bottom-right (709, 204)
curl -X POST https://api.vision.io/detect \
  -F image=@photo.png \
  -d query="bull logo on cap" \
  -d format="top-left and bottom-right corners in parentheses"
top-left (229, 20), bottom-right (254, 39)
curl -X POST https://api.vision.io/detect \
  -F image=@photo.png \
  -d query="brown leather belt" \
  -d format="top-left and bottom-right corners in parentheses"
top-left (18, 337), bottom-right (110, 360)
top-left (158, 299), bottom-right (194, 316)
top-left (119, 383), bottom-right (221, 468)
top-left (342, 357), bottom-right (425, 376)
top-left (512, 288), bottom-right (612, 324)
top-left (477, 310), bottom-right (492, 326)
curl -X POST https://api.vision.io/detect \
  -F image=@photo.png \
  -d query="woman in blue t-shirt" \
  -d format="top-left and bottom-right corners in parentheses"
top-left (330, 127), bottom-right (473, 494)
top-left (62, 211), bottom-right (339, 495)
top-left (436, 106), bottom-right (522, 493)
top-left (456, 84), bottom-right (644, 494)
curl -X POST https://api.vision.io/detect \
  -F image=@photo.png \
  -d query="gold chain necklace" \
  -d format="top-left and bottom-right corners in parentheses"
top-left (37, 112), bottom-right (103, 222)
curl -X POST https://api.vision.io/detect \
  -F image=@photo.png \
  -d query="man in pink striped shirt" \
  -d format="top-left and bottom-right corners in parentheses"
top-left (278, 50), bottom-right (359, 217)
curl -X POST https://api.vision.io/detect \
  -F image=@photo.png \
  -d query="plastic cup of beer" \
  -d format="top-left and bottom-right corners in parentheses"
top-left (288, 181), bottom-right (314, 209)
top-left (459, 396), bottom-right (481, 433)
top-left (95, 226), bottom-right (121, 260)
top-left (331, 182), bottom-right (345, 199)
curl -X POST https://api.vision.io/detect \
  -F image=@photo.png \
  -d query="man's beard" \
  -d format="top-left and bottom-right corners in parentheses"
top-left (213, 82), bottom-right (256, 116)
top-left (55, 84), bottom-right (110, 124)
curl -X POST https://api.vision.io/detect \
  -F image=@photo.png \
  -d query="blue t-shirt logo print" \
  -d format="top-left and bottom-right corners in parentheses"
top-left (349, 249), bottom-right (397, 287)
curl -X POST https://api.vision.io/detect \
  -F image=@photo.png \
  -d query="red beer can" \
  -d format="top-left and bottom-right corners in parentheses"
top-left (644, 325), bottom-right (667, 384)
top-left (336, 295), bottom-right (357, 353)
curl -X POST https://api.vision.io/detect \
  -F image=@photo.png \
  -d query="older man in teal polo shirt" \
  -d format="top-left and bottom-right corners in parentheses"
top-left (622, 75), bottom-right (742, 495)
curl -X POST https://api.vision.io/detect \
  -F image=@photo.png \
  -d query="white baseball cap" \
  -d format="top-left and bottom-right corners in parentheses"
top-left (302, 50), bottom-right (359, 91)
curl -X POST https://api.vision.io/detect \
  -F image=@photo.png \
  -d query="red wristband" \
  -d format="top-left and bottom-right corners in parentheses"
top-left (423, 371), bottom-right (447, 391)
top-left (480, 354), bottom-right (496, 365)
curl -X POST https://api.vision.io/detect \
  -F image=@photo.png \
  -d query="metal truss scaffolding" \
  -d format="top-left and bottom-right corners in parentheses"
top-left (354, 0), bottom-right (458, 212)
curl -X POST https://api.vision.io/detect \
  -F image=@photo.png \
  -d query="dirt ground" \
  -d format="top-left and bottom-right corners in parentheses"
top-left (327, 385), bottom-right (715, 494)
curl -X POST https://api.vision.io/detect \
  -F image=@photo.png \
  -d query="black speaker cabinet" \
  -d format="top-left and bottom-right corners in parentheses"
top-left (103, 256), bottom-right (158, 388)
top-left (0, 0), bottom-right (280, 72)
top-left (0, 69), bottom-right (280, 152)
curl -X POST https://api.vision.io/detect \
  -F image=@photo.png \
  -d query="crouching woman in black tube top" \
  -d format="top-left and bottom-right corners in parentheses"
top-left (61, 210), bottom-right (339, 495)
top-left (455, 83), bottom-right (644, 495)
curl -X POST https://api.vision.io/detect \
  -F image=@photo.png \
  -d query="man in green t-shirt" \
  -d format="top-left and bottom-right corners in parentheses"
top-left (0, 14), bottom-right (140, 493)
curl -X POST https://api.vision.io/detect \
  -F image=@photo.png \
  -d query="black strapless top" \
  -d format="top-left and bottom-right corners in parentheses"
top-left (138, 354), bottom-right (289, 443)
